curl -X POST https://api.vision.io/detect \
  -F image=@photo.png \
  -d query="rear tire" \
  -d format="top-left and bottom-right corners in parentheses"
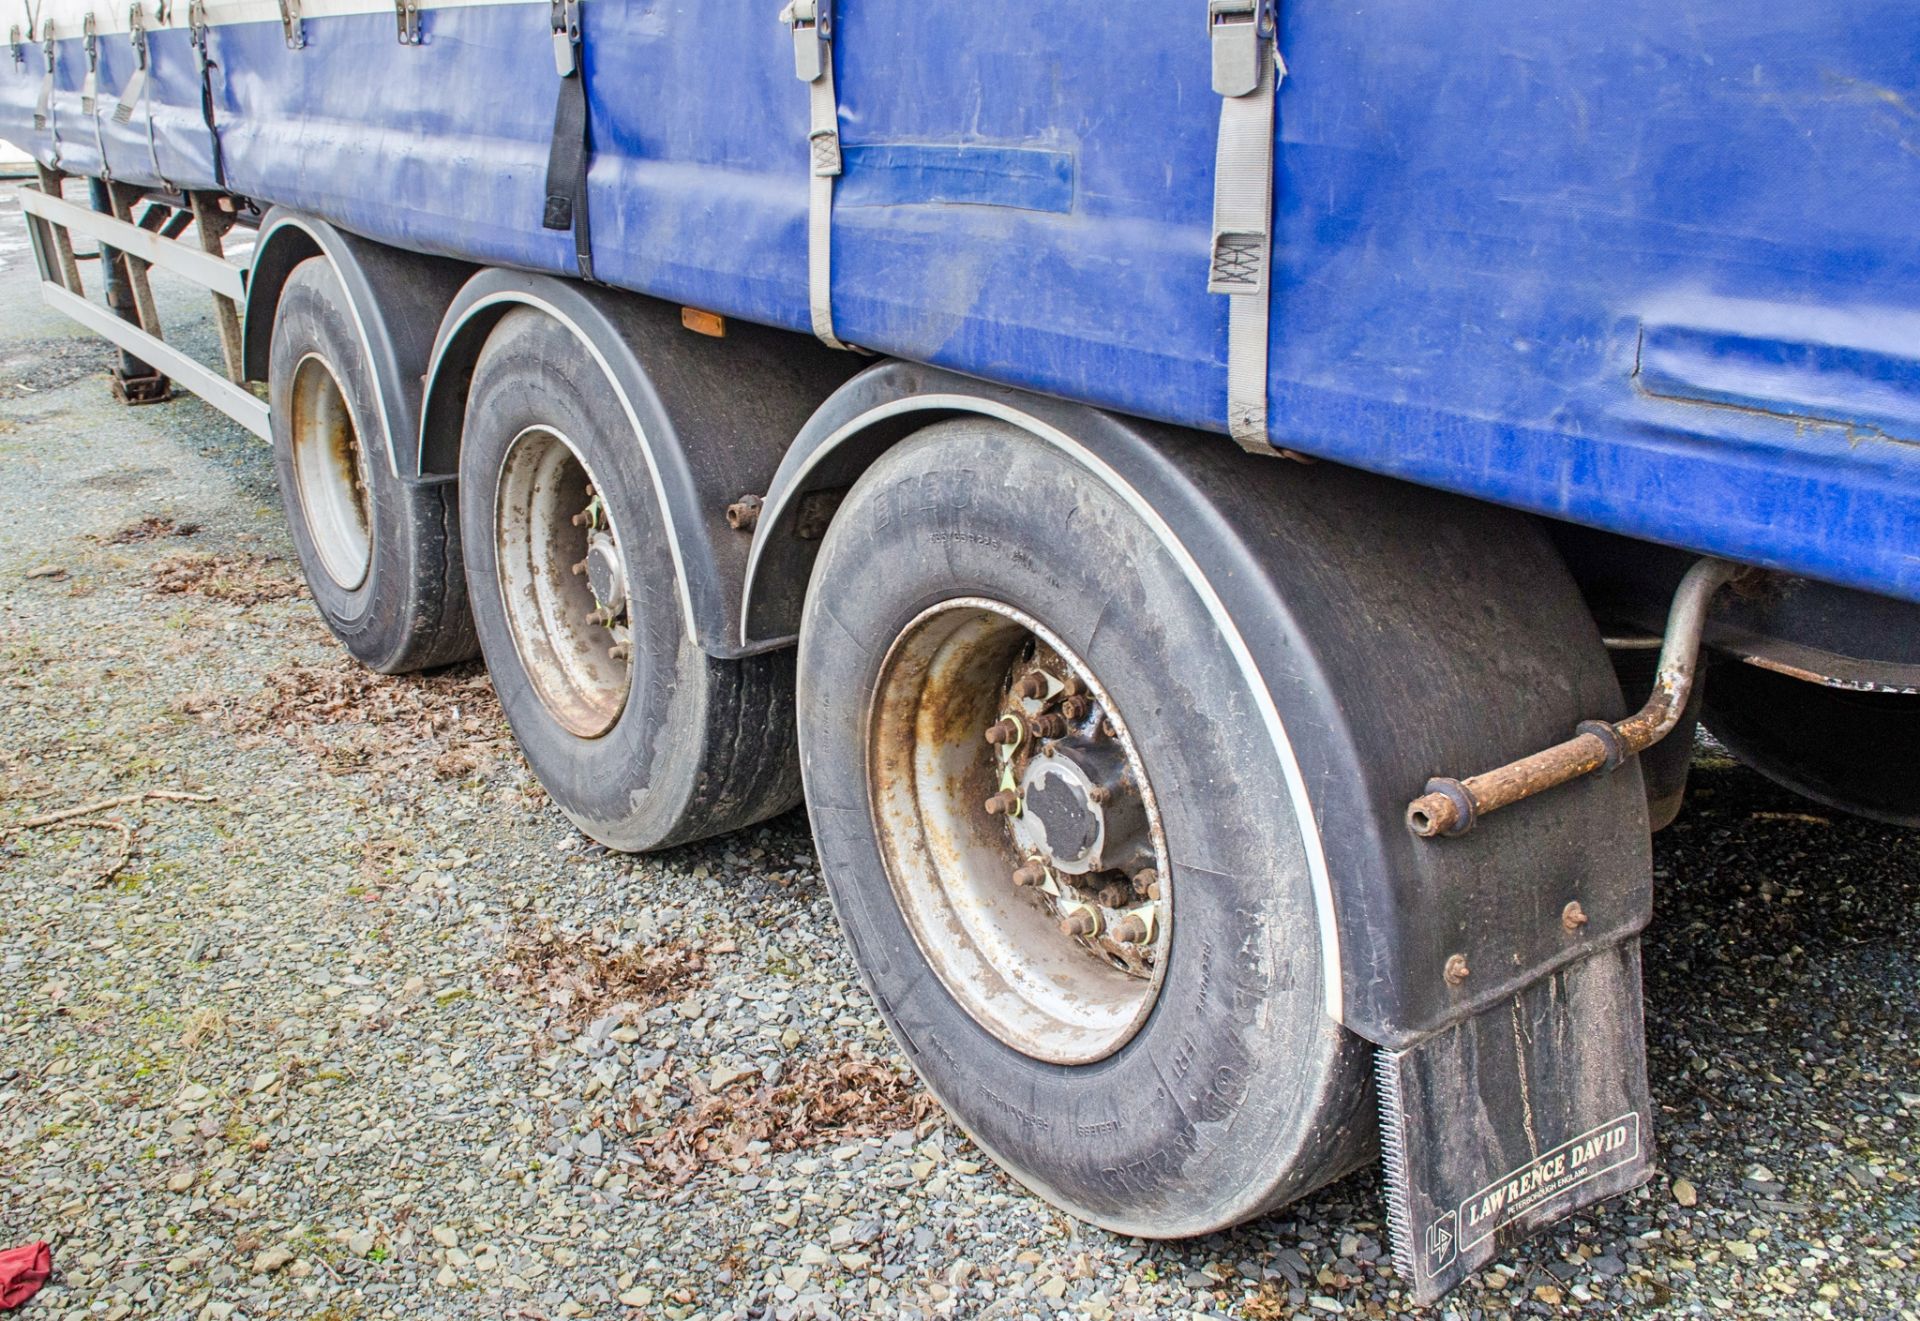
top-left (796, 420), bottom-right (1373, 1236)
top-left (268, 257), bottom-right (476, 673)
top-left (459, 308), bottom-right (799, 851)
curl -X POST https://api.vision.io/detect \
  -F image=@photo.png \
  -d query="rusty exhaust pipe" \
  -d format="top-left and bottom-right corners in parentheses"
top-left (1407, 557), bottom-right (1745, 839)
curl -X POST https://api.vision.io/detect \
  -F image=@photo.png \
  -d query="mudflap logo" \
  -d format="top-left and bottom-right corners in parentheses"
top-left (1459, 1114), bottom-right (1642, 1253)
top-left (1424, 1211), bottom-right (1457, 1274)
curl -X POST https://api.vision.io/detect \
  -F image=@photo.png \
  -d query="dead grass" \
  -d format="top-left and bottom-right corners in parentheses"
top-left (636, 1049), bottom-right (937, 1186)
top-left (500, 920), bottom-right (708, 1033)
top-left (149, 551), bottom-right (303, 605)
top-left (95, 515), bottom-right (201, 545)
top-left (177, 659), bottom-right (511, 781)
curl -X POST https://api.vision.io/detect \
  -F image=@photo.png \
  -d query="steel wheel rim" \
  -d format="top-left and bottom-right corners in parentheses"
top-left (868, 598), bottom-right (1171, 1065)
top-left (494, 426), bottom-right (633, 739)
top-left (287, 352), bottom-right (372, 591)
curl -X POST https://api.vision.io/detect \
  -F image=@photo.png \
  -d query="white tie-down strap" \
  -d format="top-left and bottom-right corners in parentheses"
top-left (1208, 0), bottom-right (1285, 453)
top-left (781, 0), bottom-right (845, 350)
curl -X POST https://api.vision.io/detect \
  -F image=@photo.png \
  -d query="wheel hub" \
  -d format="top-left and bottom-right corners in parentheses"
top-left (868, 598), bottom-right (1171, 1064)
top-left (585, 531), bottom-right (626, 615)
top-left (494, 432), bottom-right (633, 739)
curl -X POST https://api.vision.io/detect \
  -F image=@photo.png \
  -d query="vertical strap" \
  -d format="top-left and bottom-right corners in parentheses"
top-left (780, 0), bottom-right (845, 350)
top-left (540, 0), bottom-right (593, 282)
top-left (112, 4), bottom-right (150, 126)
top-left (189, 1), bottom-right (228, 189)
top-left (1207, 0), bottom-right (1283, 454)
top-left (33, 25), bottom-right (54, 135)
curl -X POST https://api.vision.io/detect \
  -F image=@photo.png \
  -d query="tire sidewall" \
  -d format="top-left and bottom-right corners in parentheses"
top-left (268, 258), bottom-right (414, 667)
top-left (798, 421), bottom-right (1371, 1236)
top-left (458, 309), bottom-right (705, 849)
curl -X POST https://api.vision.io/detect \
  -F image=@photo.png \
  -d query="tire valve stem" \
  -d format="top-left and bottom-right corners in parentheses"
top-left (983, 789), bottom-right (1020, 817)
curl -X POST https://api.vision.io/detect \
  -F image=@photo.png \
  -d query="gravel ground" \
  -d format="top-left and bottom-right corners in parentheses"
top-left (0, 182), bottom-right (1915, 1321)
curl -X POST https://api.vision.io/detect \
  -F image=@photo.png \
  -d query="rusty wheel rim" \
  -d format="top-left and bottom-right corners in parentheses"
top-left (868, 598), bottom-right (1171, 1065)
top-left (493, 426), bottom-right (633, 739)
top-left (287, 352), bottom-right (372, 591)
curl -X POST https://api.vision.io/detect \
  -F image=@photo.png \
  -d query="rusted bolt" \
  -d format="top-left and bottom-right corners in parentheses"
top-left (1059, 695), bottom-right (1091, 722)
top-left (1011, 861), bottom-right (1046, 888)
top-left (1096, 882), bottom-right (1132, 909)
top-left (1562, 900), bottom-right (1589, 932)
top-left (984, 718), bottom-right (1021, 746)
top-left (608, 644), bottom-right (630, 662)
top-left (1059, 909), bottom-right (1099, 938)
top-left (1029, 713), bottom-right (1068, 739)
top-left (1087, 785), bottom-right (1112, 806)
top-left (725, 494), bottom-right (763, 532)
top-left (1099, 717), bottom-right (1118, 739)
top-left (570, 511), bottom-right (591, 527)
top-left (570, 559), bottom-right (587, 576)
top-left (1132, 868), bottom-right (1158, 894)
top-left (983, 790), bottom-right (1020, 817)
top-left (1443, 953), bottom-right (1470, 987)
top-left (1014, 671), bottom-right (1048, 700)
top-left (1112, 913), bottom-right (1150, 944)
top-left (583, 483), bottom-right (595, 498)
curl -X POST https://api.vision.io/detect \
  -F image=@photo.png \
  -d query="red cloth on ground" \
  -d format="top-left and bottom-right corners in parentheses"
top-left (0, 1242), bottom-right (51, 1310)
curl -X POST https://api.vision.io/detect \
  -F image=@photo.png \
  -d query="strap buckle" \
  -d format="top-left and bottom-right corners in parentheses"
top-left (129, 3), bottom-right (149, 67)
top-left (780, 0), bottom-right (828, 83)
top-left (396, 0), bottom-right (422, 45)
top-left (550, 0), bottom-right (579, 76)
top-left (1209, 0), bottom-right (1273, 98)
top-left (277, 0), bottom-right (305, 50)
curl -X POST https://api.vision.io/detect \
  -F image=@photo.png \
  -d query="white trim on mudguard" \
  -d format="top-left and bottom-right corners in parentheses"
top-left (747, 394), bottom-right (1347, 1022)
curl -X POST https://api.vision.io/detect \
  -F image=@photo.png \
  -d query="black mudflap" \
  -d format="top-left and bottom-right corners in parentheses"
top-left (1376, 940), bottom-right (1654, 1305)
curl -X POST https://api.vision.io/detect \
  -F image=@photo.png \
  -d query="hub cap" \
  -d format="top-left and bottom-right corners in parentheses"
top-left (287, 352), bottom-right (371, 591)
top-left (493, 427), bottom-right (633, 739)
top-left (868, 599), bottom-right (1170, 1065)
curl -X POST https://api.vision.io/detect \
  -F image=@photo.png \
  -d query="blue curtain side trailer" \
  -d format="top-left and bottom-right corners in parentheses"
top-left (3, 0), bottom-right (1915, 1301)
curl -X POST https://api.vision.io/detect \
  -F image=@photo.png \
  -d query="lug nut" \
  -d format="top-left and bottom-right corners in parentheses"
top-left (1096, 882), bottom-right (1132, 909)
top-left (1112, 914), bottom-right (1150, 944)
top-left (1562, 900), bottom-right (1589, 932)
top-left (1059, 695), bottom-right (1091, 721)
top-left (608, 644), bottom-right (630, 661)
top-left (984, 718), bottom-right (1020, 746)
top-left (571, 559), bottom-right (587, 576)
top-left (1443, 953), bottom-right (1470, 987)
top-left (1029, 713), bottom-right (1068, 739)
top-left (1132, 868), bottom-right (1159, 895)
top-left (984, 790), bottom-right (1020, 817)
top-left (1087, 785), bottom-right (1112, 806)
top-left (1012, 861), bottom-right (1046, 888)
top-left (1059, 909), bottom-right (1099, 938)
top-left (1015, 671), bottom-right (1048, 700)
top-left (583, 483), bottom-right (595, 498)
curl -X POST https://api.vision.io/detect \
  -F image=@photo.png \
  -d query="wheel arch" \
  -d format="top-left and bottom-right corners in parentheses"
top-left (418, 269), bottom-right (857, 659)
top-left (243, 210), bottom-right (473, 480)
top-left (744, 362), bottom-right (1653, 1047)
